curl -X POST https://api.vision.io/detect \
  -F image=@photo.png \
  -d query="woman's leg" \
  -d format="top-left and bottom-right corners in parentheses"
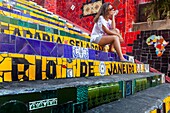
top-left (98, 35), bottom-right (126, 61)
top-left (111, 29), bottom-right (124, 43)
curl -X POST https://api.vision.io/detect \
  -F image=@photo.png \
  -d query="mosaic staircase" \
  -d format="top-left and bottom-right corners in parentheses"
top-left (0, 0), bottom-right (167, 113)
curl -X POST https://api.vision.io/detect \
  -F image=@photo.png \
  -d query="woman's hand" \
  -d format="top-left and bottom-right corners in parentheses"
top-left (112, 10), bottom-right (119, 17)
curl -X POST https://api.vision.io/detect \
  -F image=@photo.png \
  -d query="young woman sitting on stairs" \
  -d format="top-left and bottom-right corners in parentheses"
top-left (90, 2), bottom-right (128, 62)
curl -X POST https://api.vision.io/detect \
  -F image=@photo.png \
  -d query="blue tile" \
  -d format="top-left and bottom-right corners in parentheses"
top-left (41, 43), bottom-right (51, 56)
top-left (0, 34), bottom-right (10, 43)
top-left (41, 41), bottom-right (56, 53)
top-left (115, 54), bottom-right (120, 61)
top-left (108, 52), bottom-right (111, 57)
top-left (98, 51), bottom-right (108, 61)
top-left (95, 50), bottom-right (101, 61)
top-left (10, 35), bottom-right (16, 44)
top-left (50, 45), bottom-right (58, 57)
top-left (19, 44), bottom-right (36, 55)
top-left (57, 44), bottom-right (64, 57)
top-left (16, 37), bottom-right (27, 53)
top-left (0, 43), bottom-right (15, 53)
top-left (64, 45), bottom-right (72, 58)
top-left (123, 55), bottom-right (129, 60)
top-left (27, 38), bottom-right (40, 55)
top-left (89, 49), bottom-right (95, 60)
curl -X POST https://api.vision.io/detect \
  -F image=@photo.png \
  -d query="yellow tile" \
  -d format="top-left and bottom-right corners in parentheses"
top-left (0, 58), bottom-right (12, 71)
top-left (4, 30), bottom-right (10, 34)
top-left (0, 2), bottom-right (2, 6)
top-left (28, 65), bottom-right (36, 80)
top-left (57, 58), bottom-right (62, 65)
top-left (3, 11), bottom-right (10, 17)
top-left (132, 64), bottom-right (136, 74)
top-left (9, 24), bottom-right (16, 31)
top-left (105, 64), bottom-right (110, 76)
top-left (29, 28), bottom-right (35, 36)
top-left (36, 56), bottom-right (41, 60)
top-left (23, 27), bottom-right (29, 31)
top-left (0, 55), bottom-right (4, 63)
top-left (67, 62), bottom-right (73, 69)
top-left (42, 72), bottom-right (46, 80)
top-left (0, 77), bottom-right (3, 82)
top-left (76, 59), bottom-right (80, 77)
top-left (1, 53), bottom-right (8, 57)
top-left (62, 67), bottom-right (66, 78)
top-left (150, 109), bottom-right (157, 113)
top-left (56, 65), bottom-right (62, 78)
top-left (42, 57), bottom-right (47, 71)
top-left (9, 53), bottom-right (24, 58)
top-left (18, 75), bottom-right (24, 80)
top-left (94, 65), bottom-right (99, 73)
top-left (25, 55), bottom-right (36, 64)
top-left (73, 66), bottom-right (76, 78)
top-left (4, 72), bottom-right (12, 82)
top-left (18, 64), bottom-right (24, 72)
top-left (72, 59), bottom-right (77, 66)
top-left (1, 22), bottom-right (8, 26)
top-left (47, 57), bottom-right (56, 61)
top-left (11, 13), bottom-right (18, 18)
top-left (17, 15), bottom-right (22, 19)
top-left (21, 16), bottom-right (28, 21)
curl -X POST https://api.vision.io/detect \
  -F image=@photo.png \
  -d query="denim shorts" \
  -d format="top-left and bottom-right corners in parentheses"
top-left (90, 35), bottom-right (103, 44)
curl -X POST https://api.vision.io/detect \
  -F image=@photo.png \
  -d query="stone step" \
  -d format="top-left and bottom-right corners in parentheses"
top-left (86, 83), bottom-right (170, 113)
top-left (0, 73), bottom-right (165, 113)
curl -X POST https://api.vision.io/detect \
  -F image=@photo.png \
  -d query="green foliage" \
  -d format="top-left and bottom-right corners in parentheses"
top-left (144, 0), bottom-right (170, 22)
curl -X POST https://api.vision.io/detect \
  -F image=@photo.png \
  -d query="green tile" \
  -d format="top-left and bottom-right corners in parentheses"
top-left (23, 22), bottom-right (29, 28)
top-left (45, 26), bottom-right (51, 33)
top-left (29, 23), bottom-right (37, 29)
top-left (60, 30), bottom-right (66, 36)
top-left (10, 18), bottom-right (18, 25)
top-left (39, 25), bottom-right (45, 31)
top-left (0, 15), bottom-right (10, 23)
top-left (18, 20), bottom-right (24, 26)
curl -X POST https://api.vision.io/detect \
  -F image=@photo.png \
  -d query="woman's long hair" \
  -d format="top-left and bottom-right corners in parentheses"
top-left (94, 2), bottom-right (110, 23)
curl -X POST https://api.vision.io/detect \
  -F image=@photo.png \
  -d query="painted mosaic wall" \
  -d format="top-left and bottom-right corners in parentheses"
top-left (132, 30), bottom-right (170, 75)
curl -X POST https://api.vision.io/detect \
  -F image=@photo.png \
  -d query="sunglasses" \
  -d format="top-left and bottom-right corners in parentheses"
top-left (108, 7), bottom-right (114, 11)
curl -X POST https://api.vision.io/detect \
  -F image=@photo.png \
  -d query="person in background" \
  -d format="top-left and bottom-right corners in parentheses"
top-left (91, 2), bottom-right (127, 62)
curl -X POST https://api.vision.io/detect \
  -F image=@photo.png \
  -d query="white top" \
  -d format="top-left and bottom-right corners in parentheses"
top-left (91, 15), bottom-right (112, 43)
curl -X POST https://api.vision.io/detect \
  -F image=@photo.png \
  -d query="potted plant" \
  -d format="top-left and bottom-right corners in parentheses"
top-left (143, 0), bottom-right (170, 23)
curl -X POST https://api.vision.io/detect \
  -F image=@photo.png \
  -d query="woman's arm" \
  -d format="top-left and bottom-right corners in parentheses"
top-left (102, 25), bottom-right (121, 37)
top-left (111, 15), bottom-right (116, 29)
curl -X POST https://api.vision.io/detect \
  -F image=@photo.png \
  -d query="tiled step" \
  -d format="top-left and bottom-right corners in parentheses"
top-left (0, 34), bottom-right (132, 62)
top-left (0, 73), bottom-right (165, 113)
top-left (86, 83), bottom-right (170, 113)
top-left (0, 52), bottom-right (149, 82)
top-left (0, 0), bottom-right (98, 50)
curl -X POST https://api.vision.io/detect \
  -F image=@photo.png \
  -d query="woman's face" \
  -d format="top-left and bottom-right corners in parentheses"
top-left (107, 5), bottom-right (114, 16)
